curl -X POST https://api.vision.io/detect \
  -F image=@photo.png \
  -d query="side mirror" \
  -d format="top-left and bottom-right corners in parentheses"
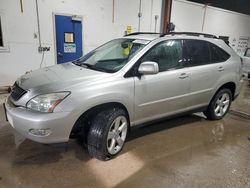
top-left (138, 61), bottom-right (159, 75)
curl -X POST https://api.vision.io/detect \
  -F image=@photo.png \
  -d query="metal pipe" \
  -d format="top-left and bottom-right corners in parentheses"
top-left (149, 0), bottom-right (153, 31)
top-left (0, 86), bottom-right (10, 94)
top-left (20, 0), bottom-right (24, 13)
top-left (161, 0), bottom-right (173, 33)
top-left (35, 0), bottom-right (41, 47)
top-left (202, 4), bottom-right (209, 32)
top-left (35, 0), bottom-right (45, 68)
top-left (138, 0), bottom-right (142, 32)
top-left (112, 0), bottom-right (115, 23)
top-left (154, 15), bottom-right (159, 32)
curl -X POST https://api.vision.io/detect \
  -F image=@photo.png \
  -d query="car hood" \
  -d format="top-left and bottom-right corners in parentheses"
top-left (16, 62), bottom-right (110, 91)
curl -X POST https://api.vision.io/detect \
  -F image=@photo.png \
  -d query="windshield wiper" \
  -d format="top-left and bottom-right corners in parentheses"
top-left (83, 64), bottom-right (106, 72)
top-left (73, 61), bottom-right (113, 73)
top-left (83, 63), bottom-right (114, 73)
top-left (72, 62), bottom-right (93, 69)
top-left (72, 60), bottom-right (83, 66)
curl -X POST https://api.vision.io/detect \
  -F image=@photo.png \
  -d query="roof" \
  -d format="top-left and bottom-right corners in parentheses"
top-left (123, 32), bottom-right (219, 41)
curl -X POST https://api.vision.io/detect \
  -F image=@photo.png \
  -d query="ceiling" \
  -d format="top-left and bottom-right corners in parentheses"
top-left (187, 0), bottom-right (250, 15)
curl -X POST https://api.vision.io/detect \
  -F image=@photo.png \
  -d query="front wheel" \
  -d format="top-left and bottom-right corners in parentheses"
top-left (87, 108), bottom-right (128, 161)
top-left (204, 88), bottom-right (232, 120)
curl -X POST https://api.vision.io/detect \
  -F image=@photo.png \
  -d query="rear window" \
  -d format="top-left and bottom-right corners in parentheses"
top-left (209, 43), bottom-right (230, 63)
top-left (183, 39), bottom-right (230, 67)
top-left (183, 40), bottom-right (210, 66)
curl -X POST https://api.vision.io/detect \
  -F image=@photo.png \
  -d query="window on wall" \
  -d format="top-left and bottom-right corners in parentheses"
top-left (0, 12), bottom-right (8, 52)
top-left (0, 17), bottom-right (3, 47)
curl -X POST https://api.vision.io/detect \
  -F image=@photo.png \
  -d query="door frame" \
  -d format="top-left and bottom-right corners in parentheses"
top-left (52, 13), bottom-right (83, 65)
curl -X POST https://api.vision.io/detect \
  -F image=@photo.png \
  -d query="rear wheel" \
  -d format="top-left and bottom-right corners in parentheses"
top-left (87, 108), bottom-right (128, 161)
top-left (204, 88), bottom-right (232, 120)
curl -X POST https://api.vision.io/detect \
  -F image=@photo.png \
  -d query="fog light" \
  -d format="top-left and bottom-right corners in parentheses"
top-left (28, 129), bottom-right (51, 137)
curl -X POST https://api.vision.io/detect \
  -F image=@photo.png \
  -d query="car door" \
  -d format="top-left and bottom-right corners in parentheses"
top-left (133, 40), bottom-right (191, 124)
top-left (182, 39), bottom-right (230, 108)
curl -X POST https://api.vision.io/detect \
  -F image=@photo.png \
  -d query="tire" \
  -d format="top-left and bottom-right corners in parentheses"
top-left (204, 88), bottom-right (232, 120)
top-left (87, 108), bottom-right (128, 161)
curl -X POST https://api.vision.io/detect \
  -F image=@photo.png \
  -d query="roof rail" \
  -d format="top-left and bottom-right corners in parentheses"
top-left (124, 32), bottom-right (162, 36)
top-left (161, 32), bottom-right (218, 39)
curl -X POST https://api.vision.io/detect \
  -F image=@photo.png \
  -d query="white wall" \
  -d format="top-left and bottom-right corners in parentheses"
top-left (0, 0), bottom-right (162, 86)
top-left (171, 0), bottom-right (250, 53)
top-left (2, 0), bottom-right (249, 87)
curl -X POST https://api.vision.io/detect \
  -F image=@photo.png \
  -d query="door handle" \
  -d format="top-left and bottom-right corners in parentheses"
top-left (179, 73), bottom-right (189, 79)
top-left (218, 66), bottom-right (224, 72)
top-left (58, 52), bottom-right (63, 57)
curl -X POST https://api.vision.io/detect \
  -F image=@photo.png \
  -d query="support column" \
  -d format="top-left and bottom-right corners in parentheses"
top-left (161, 0), bottom-right (173, 33)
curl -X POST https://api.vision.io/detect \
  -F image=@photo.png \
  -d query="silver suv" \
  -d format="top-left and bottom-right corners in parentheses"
top-left (4, 32), bottom-right (243, 160)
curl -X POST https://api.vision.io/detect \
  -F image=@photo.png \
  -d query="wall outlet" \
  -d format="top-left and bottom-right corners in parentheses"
top-left (38, 46), bottom-right (50, 52)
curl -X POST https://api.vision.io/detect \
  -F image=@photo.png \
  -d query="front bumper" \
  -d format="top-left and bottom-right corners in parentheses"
top-left (4, 98), bottom-right (74, 144)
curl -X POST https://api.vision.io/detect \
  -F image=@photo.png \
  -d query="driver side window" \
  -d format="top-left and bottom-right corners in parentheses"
top-left (141, 40), bottom-right (183, 72)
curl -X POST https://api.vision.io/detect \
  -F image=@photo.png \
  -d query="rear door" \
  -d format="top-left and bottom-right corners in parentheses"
top-left (134, 40), bottom-right (191, 123)
top-left (183, 39), bottom-right (230, 108)
top-left (55, 15), bottom-right (83, 64)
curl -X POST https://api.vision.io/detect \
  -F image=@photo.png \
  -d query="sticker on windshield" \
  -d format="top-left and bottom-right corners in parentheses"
top-left (133, 39), bottom-right (150, 45)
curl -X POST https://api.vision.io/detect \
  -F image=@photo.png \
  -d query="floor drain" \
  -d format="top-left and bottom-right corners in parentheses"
top-left (229, 110), bottom-right (250, 120)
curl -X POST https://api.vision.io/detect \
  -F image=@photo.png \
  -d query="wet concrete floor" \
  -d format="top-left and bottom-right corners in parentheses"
top-left (0, 82), bottom-right (250, 188)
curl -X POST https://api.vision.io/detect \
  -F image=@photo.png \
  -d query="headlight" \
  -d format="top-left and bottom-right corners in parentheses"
top-left (26, 92), bottom-right (70, 113)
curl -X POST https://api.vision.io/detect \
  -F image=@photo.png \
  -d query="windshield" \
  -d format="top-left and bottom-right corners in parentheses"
top-left (73, 38), bottom-right (149, 73)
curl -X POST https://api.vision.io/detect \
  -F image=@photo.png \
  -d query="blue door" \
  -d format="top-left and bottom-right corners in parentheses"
top-left (55, 15), bottom-right (83, 64)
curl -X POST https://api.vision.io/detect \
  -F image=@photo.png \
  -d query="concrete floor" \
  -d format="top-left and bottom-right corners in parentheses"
top-left (0, 82), bottom-right (250, 188)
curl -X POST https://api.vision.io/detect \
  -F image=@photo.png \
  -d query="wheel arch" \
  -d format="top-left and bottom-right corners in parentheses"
top-left (213, 82), bottom-right (236, 102)
top-left (69, 102), bottom-right (130, 139)
top-left (205, 81), bottom-right (236, 120)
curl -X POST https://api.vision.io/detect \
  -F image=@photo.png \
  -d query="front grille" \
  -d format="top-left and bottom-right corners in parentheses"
top-left (10, 82), bottom-right (27, 101)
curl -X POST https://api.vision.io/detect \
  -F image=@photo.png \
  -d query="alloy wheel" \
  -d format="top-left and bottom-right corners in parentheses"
top-left (107, 116), bottom-right (128, 155)
top-left (214, 93), bottom-right (230, 117)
